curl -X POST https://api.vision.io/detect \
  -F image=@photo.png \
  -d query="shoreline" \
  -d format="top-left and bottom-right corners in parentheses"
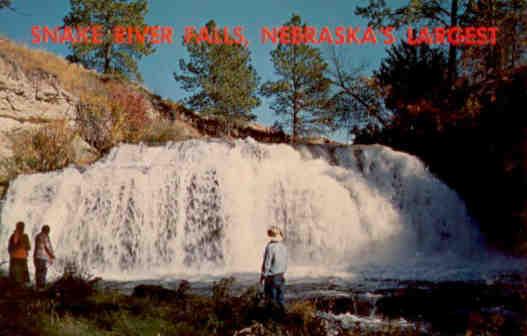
top-left (1, 270), bottom-right (525, 335)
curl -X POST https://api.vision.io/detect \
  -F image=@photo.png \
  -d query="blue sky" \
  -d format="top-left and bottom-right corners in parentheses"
top-left (0, 0), bottom-right (399, 138)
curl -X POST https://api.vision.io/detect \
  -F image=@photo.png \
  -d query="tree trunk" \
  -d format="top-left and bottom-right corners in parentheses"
top-left (103, 42), bottom-right (112, 74)
top-left (447, 0), bottom-right (459, 86)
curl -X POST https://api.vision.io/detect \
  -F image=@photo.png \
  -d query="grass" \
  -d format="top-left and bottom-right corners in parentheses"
top-left (139, 119), bottom-right (196, 145)
top-left (0, 36), bottom-right (102, 98)
top-left (2, 270), bottom-right (527, 336)
top-left (0, 271), bottom-right (331, 336)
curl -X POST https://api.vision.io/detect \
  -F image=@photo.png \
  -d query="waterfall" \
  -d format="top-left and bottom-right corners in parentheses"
top-left (0, 139), bottom-right (479, 277)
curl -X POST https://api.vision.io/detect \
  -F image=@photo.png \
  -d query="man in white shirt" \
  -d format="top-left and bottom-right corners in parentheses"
top-left (34, 225), bottom-right (55, 289)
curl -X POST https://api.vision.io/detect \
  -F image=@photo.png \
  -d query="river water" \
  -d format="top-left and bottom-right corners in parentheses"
top-left (1, 138), bottom-right (525, 333)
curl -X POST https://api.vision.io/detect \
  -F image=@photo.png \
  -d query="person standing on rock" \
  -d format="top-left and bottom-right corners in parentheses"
top-left (8, 221), bottom-right (31, 285)
top-left (34, 225), bottom-right (55, 289)
top-left (260, 226), bottom-right (288, 316)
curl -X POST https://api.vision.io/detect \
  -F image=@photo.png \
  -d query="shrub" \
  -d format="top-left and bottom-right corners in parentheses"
top-left (1, 121), bottom-right (74, 179)
top-left (76, 82), bottom-right (151, 152)
top-left (76, 91), bottom-right (114, 153)
top-left (138, 119), bottom-right (192, 144)
top-left (212, 276), bottom-right (236, 303)
top-left (107, 82), bottom-right (151, 144)
top-left (287, 300), bottom-right (317, 326)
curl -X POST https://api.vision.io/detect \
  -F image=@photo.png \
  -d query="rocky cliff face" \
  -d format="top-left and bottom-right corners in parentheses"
top-left (0, 54), bottom-right (78, 158)
top-left (0, 54), bottom-right (88, 197)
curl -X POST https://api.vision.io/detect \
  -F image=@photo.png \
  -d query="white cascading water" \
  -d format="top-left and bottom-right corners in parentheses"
top-left (0, 138), bottom-right (480, 278)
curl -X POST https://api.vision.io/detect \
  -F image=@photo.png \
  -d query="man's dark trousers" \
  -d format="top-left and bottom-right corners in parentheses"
top-left (264, 273), bottom-right (285, 315)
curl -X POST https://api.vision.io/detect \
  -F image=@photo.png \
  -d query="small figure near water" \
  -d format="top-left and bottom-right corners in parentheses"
top-left (260, 226), bottom-right (288, 317)
top-left (34, 225), bottom-right (55, 289)
top-left (8, 221), bottom-right (31, 285)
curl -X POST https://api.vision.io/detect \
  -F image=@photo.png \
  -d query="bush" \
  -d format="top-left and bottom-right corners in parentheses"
top-left (138, 119), bottom-right (192, 144)
top-left (76, 82), bottom-right (151, 152)
top-left (76, 91), bottom-right (114, 152)
top-left (1, 121), bottom-right (74, 178)
top-left (107, 82), bottom-right (151, 144)
top-left (77, 82), bottom-right (193, 151)
top-left (287, 300), bottom-right (317, 327)
top-left (212, 276), bottom-right (235, 303)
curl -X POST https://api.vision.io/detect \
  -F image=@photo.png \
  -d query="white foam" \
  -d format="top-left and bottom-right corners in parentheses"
top-left (0, 139), bottom-right (481, 278)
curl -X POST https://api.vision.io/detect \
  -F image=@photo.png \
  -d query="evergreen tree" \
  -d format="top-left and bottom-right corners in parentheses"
top-left (355, 0), bottom-right (463, 85)
top-left (0, 1), bottom-right (11, 9)
top-left (376, 42), bottom-right (448, 113)
top-left (260, 14), bottom-right (331, 143)
top-left (174, 20), bottom-right (260, 128)
top-left (356, 0), bottom-right (527, 81)
top-left (63, 0), bottom-right (154, 81)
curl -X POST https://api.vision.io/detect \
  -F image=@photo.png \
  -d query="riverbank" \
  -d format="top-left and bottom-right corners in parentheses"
top-left (0, 273), bottom-right (334, 336)
top-left (1, 270), bottom-right (526, 336)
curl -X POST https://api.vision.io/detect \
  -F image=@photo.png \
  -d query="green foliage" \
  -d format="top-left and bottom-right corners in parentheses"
top-left (175, 20), bottom-right (260, 128)
top-left (356, 0), bottom-right (527, 83)
top-left (63, 0), bottom-right (154, 81)
top-left (462, 0), bottom-right (527, 79)
top-left (260, 14), bottom-right (332, 143)
top-left (4, 273), bottom-right (527, 336)
top-left (39, 314), bottom-right (107, 336)
top-left (355, 0), bottom-right (462, 84)
top-left (376, 42), bottom-right (448, 113)
top-left (212, 276), bottom-right (235, 302)
top-left (0, 0), bottom-right (11, 9)
top-left (355, 0), bottom-right (463, 28)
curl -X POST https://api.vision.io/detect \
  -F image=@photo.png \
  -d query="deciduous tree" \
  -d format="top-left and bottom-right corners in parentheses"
top-left (326, 47), bottom-right (384, 140)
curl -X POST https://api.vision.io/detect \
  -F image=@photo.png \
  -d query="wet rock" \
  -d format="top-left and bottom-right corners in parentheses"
top-left (375, 280), bottom-right (527, 334)
top-left (132, 284), bottom-right (180, 302)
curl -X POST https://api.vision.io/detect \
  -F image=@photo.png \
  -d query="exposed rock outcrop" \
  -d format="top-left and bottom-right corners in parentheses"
top-left (67, 134), bottom-right (100, 166)
top-left (0, 54), bottom-right (78, 161)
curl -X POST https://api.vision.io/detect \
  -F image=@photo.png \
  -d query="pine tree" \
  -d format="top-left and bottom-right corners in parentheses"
top-left (0, 1), bottom-right (11, 9)
top-left (174, 20), bottom-right (260, 128)
top-left (376, 41), bottom-right (448, 113)
top-left (260, 14), bottom-right (331, 144)
top-left (63, 0), bottom-right (154, 81)
top-left (355, 0), bottom-right (463, 85)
